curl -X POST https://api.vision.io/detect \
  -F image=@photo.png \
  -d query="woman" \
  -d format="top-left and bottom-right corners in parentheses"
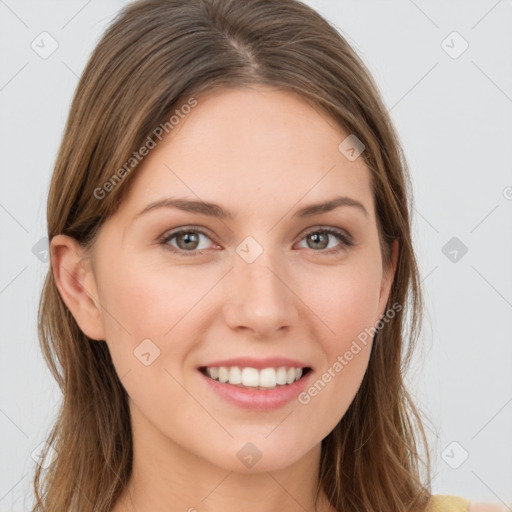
top-left (32, 0), bottom-right (503, 510)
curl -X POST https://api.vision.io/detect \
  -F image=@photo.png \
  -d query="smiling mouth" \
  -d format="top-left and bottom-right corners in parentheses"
top-left (199, 365), bottom-right (312, 390)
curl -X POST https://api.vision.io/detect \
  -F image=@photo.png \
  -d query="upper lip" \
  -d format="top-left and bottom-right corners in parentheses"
top-left (200, 357), bottom-right (312, 370)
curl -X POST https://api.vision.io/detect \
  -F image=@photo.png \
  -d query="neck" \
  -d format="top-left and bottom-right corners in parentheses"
top-left (112, 404), bottom-right (333, 512)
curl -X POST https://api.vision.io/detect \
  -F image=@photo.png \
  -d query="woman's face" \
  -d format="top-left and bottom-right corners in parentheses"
top-left (81, 86), bottom-right (396, 472)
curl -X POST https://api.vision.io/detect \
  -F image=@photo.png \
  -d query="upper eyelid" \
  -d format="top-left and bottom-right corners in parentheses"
top-left (160, 226), bottom-right (218, 244)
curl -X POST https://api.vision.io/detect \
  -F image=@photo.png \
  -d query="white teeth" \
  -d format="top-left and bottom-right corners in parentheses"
top-left (207, 367), bottom-right (219, 380)
top-left (259, 368), bottom-right (277, 388)
top-left (241, 367), bottom-right (259, 387)
top-left (228, 366), bottom-right (242, 385)
top-left (218, 366), bottom-right (229, 383)
top-left (276, 366), bottom-right (287, 385)
top-left (203, 365), bottom-right (307, 388)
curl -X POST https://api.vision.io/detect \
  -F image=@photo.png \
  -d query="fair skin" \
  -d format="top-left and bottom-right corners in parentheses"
top-left (51, 85), bottom-right (399, 511)
top-left (470, 505), bottom-right (510, 512)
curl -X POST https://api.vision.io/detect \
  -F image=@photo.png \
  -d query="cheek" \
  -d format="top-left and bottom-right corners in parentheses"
top-left (95, 255), bottom-right (213, 343)
top-left (92, 256), bottom-right (206, 422)
top-left (297, 282), bottom-right (377, 437)
top-left (93, 254), bottom-right (227, 402)
top-left (301, 255), bottom-right (383, 348)
top-left (296, 252), bottom-right (382, 412)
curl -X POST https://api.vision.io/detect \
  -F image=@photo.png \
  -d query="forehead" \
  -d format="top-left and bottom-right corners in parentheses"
top-left (119, 86), bottom-right (374, 219)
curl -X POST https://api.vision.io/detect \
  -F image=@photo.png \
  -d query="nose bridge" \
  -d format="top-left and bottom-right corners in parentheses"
top-left (224, 237), bottom-right (298, 335)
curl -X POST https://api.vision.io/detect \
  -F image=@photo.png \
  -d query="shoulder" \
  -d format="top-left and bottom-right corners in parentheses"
top-left (428, 494), bottom-right (509, 512)
top-left (468, 503), bottom-right (510, 512)
top-left (428, 494), bottom-right (471, 511)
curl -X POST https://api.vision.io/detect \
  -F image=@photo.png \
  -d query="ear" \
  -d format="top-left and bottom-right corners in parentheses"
top-left (50, 234), bottom-right (106, 341)
top-left (377, 239), bottom-right (399, 317)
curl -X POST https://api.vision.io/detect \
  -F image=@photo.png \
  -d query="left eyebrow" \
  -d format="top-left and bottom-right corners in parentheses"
top-left (293, 195), bottom-right (369, 218)
top-left (135, 194), bottom-right (369, 220)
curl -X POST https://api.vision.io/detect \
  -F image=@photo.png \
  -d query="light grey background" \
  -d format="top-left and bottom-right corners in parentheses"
top-left (1, 0), bottom-right (511, 510)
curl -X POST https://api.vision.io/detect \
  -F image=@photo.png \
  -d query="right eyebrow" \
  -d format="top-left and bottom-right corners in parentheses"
top-left (136, 197), bottom-right (233, 220)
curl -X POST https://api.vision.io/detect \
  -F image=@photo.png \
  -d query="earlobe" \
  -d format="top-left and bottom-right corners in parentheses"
top-left (50, 234), bottom-right (106, 341)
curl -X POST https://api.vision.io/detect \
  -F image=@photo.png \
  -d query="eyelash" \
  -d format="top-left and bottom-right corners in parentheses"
top-left (158, 226), bottom-right (354, 257)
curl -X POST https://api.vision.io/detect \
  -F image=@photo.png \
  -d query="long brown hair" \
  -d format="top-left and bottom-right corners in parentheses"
top-left (33, 0), bottom-right (432, 510)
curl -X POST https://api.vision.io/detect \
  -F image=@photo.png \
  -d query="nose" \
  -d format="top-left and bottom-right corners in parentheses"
top-left (222, 248), bottom-right (299, 339)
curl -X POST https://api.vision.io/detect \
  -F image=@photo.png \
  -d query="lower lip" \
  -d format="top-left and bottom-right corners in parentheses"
top-left (199, 370), bottom-right (313, 411)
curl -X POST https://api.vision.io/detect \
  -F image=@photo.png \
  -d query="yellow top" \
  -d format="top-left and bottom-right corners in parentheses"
top-left (429, 494), bottom-right (471, 512)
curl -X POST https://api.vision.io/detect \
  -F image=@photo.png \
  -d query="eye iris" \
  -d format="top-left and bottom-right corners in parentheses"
top-left (308, 232), bottom-right (329, 250)
top-left (177, 232), bottom-right (199, 250)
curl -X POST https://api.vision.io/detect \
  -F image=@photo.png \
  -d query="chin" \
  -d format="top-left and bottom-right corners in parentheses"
top-left (200, 436), bottom-right (318, 474)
